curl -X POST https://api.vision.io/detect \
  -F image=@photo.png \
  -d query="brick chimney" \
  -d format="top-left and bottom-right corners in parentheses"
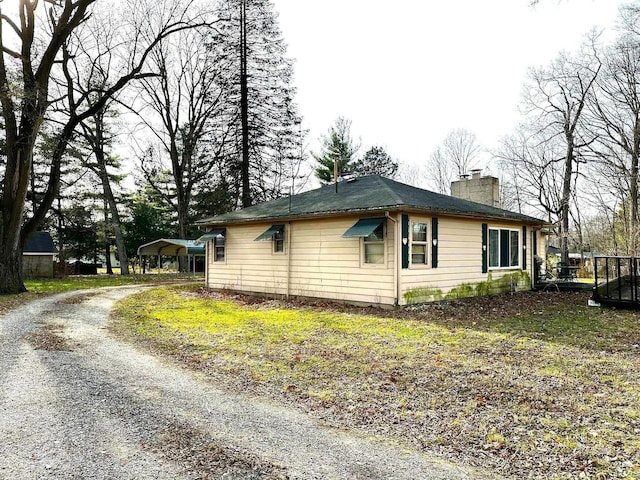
top-left (450, 170), bottom-right (499, 207)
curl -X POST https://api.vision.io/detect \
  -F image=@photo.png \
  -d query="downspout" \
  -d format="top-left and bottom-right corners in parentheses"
top-left (385, 211), bottom-right (399, 306)
top-left (287, 221), bottom-right (292, 298)
top-left (204, 239), bottom-right (209, 287)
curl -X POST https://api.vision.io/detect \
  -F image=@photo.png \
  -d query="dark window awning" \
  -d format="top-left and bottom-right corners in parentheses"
top-left (255, 224), bottom-right (284, 241)
top-left (197, 228), bottom-right (226, 242)
top-left (342, 217), bottom-right (385, 238)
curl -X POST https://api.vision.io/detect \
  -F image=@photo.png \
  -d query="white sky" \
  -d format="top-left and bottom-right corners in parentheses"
top-left (272, 0), bottom-right (624, 174)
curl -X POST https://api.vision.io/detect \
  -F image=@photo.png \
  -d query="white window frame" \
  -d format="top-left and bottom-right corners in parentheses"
top-left (273, 227), bottom-right (286, 254)
top-left (213, 234), bottom-right (226, 263)
top-left (410, 220), bottom-right (429, 267)
top-left (361, 222), bottom-right (387, 267)
top-left (488, 227), bottom-right (520, 270)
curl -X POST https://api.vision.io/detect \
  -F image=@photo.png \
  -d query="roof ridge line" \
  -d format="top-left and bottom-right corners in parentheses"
top-left (377, 176), bottom-right (404, 205)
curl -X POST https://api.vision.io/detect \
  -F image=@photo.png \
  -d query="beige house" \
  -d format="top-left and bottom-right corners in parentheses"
top-left (196, 175), bottom-right (546, 306)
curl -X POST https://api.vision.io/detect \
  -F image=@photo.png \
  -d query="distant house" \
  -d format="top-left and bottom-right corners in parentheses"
top-left (23, 232), bottom-right (57, 278)
top-left (195, 175), bottom-right (546, 306)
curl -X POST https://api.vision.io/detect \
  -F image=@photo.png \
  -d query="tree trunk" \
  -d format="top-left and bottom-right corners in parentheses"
top-left (630, 162), bottom-right (638, 257)
top-left (97, 163), bottom-right (130, 275)
top-left (89, 110), bottom-right (130, 275)
top-left (560, 143), bottom-right (574, 266)
top-left (240, 0), bottom-right (251, 208)
top-left (103, 197), bottom-right (113, 275)
top-left (0, 142), bottom-right (34, 293)
top-left (105, 242), bottom-right (113, 274)
top-left (0, 231), bottom-right (26, 293)
top-left (177, 201), bottom-right (188, 272)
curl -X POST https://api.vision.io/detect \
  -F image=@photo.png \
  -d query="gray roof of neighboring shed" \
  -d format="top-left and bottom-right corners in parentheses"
top-left (196, 175), bottom-right (544, 226)
top-left (24, 231), bottom-right (57, 254)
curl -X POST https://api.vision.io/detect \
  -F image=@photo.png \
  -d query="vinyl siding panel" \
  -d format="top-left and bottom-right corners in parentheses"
top-left (206, 217), bottom-right (396, 305)
top-left (400, 217), bottom-right (534, 305)
top-left (205, 213), bottom-right (537, 307)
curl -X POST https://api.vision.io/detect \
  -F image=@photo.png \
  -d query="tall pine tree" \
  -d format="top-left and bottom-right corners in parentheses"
top-left (213, 0), bottom-right (306, 207)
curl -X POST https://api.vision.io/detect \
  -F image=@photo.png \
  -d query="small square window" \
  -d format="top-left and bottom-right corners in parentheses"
top-left (214, 235), bottom-right (225, 262)
top-left (273, 228), bottom-right (285, 253)
top-left (363, 224), bottom-right (384, 264)
top-left (411, 222), bottom-right (428, 265)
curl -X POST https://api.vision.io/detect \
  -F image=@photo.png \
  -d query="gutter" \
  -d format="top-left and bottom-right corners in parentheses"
top-left (195, 206), bottom-right (545, 228)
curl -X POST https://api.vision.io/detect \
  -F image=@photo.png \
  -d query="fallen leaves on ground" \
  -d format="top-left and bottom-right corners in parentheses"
top-left (148, 421), bottom-right (288, 480)
top-left (113, 288), bottom-right (640, 479)
top-left (27, 323), bottom-right (73, 351)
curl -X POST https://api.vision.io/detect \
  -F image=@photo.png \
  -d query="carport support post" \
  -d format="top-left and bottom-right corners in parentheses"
top-left (158, 254), bottom-right (161, 274)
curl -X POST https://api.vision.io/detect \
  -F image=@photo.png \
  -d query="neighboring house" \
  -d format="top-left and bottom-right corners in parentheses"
top-left (23, 231), bottom-right (57, 278)
top-left (195, 175), bottom-right (547, 306)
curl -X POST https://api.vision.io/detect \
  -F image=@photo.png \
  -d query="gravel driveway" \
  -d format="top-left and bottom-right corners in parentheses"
top-left (0, 287), bottom-right (492, 479)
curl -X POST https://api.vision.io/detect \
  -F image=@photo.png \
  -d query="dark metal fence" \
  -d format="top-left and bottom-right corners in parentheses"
top-left (593, 256), bottom-right (640, 307)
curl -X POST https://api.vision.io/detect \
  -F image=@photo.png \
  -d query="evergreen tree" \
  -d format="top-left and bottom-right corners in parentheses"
top-left (313, 117), bottom-right (359, 184)
top-left (122, 192), bottom-right (176, 267)
top-left (353, 146), bottom-right (398, 179)
top-left (213, 0), bottom-right (306, 206)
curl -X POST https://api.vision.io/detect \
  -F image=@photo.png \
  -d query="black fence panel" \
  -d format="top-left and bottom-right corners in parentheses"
top-left (593, 256), bottom-right (640, 307)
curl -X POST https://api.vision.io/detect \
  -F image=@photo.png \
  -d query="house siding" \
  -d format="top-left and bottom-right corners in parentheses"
top-left (207, 223), bottom-right (290, 295)
top-left (205, 214), bottom-right (543, 307)
top-left (205, 216), bottom-right (396, 305)
top-left (399, 217), bottom-right (534, 305)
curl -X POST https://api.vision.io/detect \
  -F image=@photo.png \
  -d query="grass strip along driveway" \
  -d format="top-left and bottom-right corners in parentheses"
top-left (113, 287), bottom-right (640, 479)
top-left (0, 274), bottom-right (202, 315)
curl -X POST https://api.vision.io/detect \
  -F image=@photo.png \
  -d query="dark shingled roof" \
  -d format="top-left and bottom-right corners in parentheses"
top-left (24, 231), bottom-right (57, 254)
top-left (196, 175), bottom-right (544, 226)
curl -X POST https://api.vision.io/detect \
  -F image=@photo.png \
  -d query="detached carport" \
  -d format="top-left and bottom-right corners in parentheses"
top-left (137, 239), bottom-right (205, 274)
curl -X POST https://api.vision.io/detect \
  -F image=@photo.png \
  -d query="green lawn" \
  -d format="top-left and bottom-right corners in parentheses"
top-left (112, 287), bottom-right (640, 479)
top-left (25, 273), bottom-right (201, 293)
top-left (0, 274), bottom-right (203, 314)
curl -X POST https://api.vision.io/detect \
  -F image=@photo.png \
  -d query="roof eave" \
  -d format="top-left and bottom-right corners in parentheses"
top-left (195, 205), bottom-right (546, 227)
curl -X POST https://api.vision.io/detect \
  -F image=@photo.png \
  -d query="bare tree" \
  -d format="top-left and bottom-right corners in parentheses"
top-left (517, 44), bottom-right (601, 264)
top-left (587, 22), bottom-right (640, 255)
top-left (425, 128), bottom-right (482, 194)
top-left (216, 0), bottom-right (305, 205)
top-left (63, 12), bottom-right (133, 274)
top-left (496, 126), bottom-right (565, 222)
top-left (0, 0), bottom-right (205, 293)
top-left (135, 25), bottom-right (230, 242)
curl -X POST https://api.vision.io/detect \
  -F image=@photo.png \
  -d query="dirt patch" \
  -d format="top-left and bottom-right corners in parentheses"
top-left (149, 422), bottom-right (289, 480)
top-left (27, 324), bottom-right (74, 351)
top-left (60, 292), bottom-right (99, 305)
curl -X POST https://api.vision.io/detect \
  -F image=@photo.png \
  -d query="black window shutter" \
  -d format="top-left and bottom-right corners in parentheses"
top-left (402, 214), bottom-right (409, 269)
top-left (431, 217), bottom-right (438, 268)
top-left (481, 223), bottom-right (488, 273)
top-left (522, 226), bottom-right (527, 270)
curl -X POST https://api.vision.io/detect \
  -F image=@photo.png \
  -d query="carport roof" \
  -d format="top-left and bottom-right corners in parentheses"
top-left (137, 239), bottom-right (205, 256)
